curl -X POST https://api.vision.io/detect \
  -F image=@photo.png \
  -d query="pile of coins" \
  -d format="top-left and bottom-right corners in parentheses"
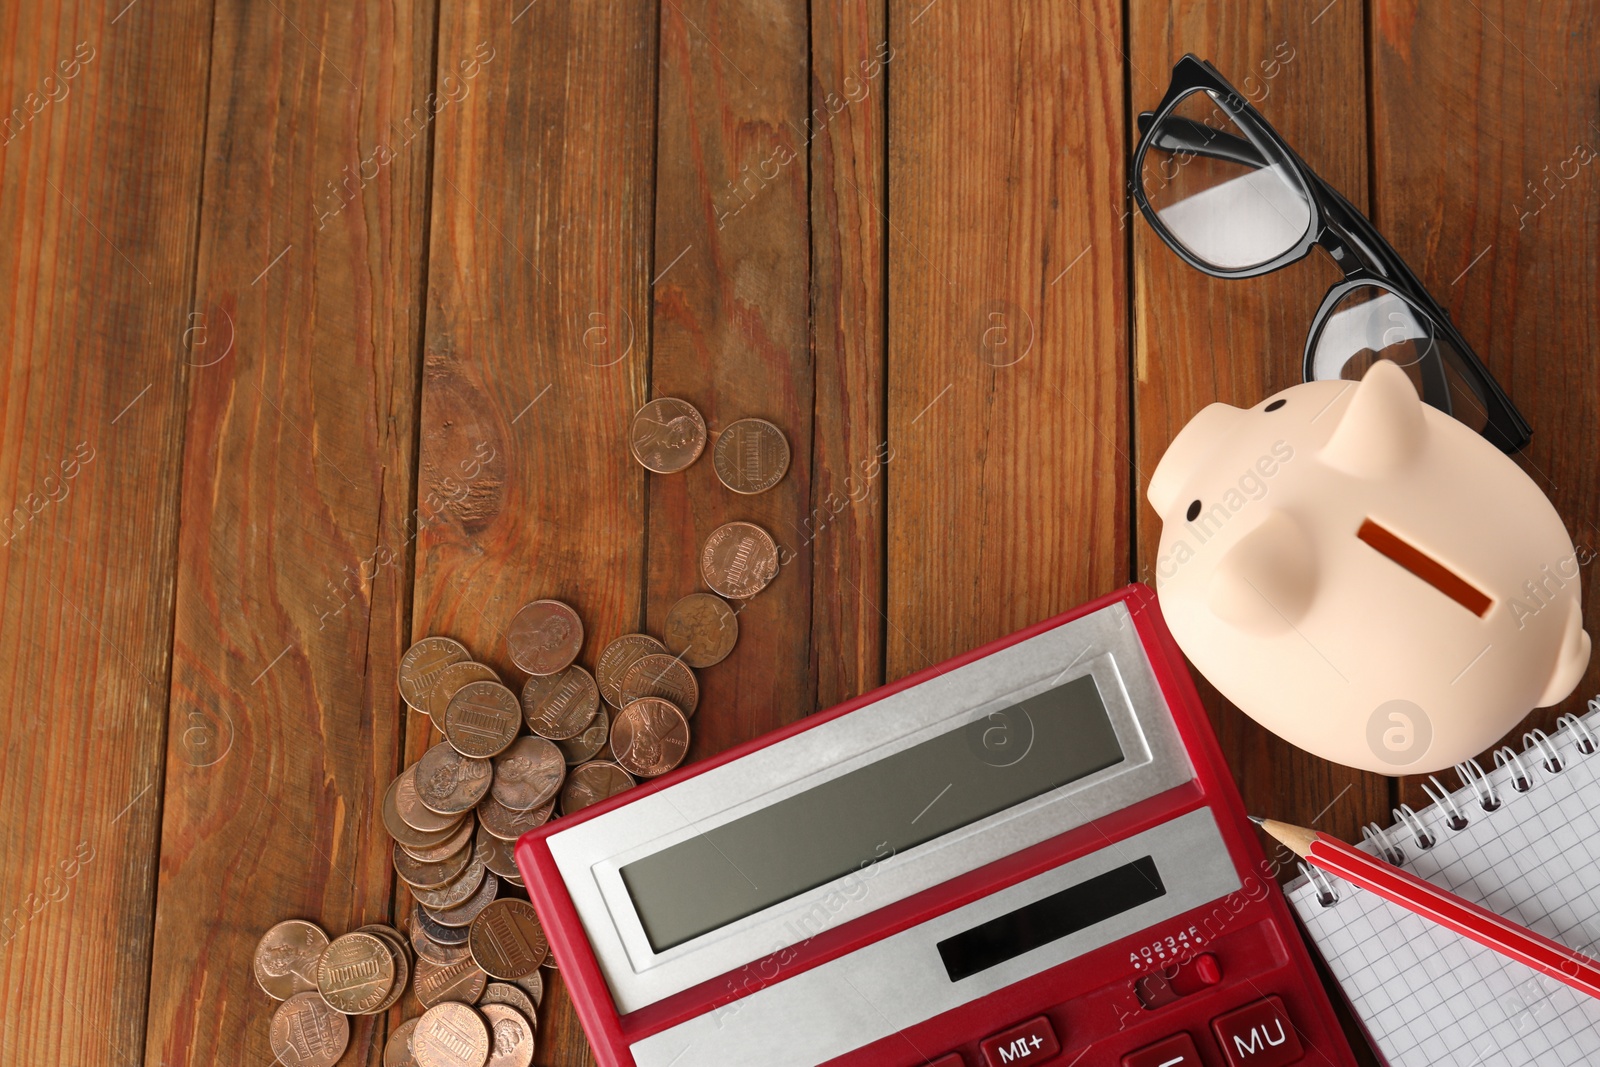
top-left (253, 400), bottom-right (789, 1065)
top-left (252, 911), bottom-right (542, 1067)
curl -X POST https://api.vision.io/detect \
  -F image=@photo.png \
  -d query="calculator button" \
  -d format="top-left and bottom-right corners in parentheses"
top-left (928, 1057), bottom-right (965, 1067)
top-left (980, 1016), bottom-right (1060, 1066)
top-left (1121, 1032), bottom-right (1202, 1067)
top-left (1210, 996), bottom-right (1304, 1067)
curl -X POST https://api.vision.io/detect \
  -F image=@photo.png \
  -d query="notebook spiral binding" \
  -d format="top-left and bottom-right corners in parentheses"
top-left (1300, 700), bottom-right (1600, 908)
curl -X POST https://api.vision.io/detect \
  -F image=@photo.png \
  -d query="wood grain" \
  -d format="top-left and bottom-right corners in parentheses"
top-left (809, 0), bottom-right (889, 709)
top-left (886, 0), bottom-right (1128, 677)
top-left (0, 1), bottom-right (208, 1063)
top-left (1370, 0), bottom-right (1600, 811)
top-left (414, 1), bottom-right (658, 1062)
top-left (140, 0), bottom-right (434, 1062)
top-left (647, 0), bottom-right (815, 756)
top-left (1127, 1), bottom-right (1390, 863)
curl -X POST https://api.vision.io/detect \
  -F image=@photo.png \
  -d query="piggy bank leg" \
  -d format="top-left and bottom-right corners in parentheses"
top-left (1536, 597), bottom-right (1591, 707)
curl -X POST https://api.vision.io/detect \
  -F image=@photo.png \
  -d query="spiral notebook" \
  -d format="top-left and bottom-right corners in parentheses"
top-left (1286, 703), bottom-right (1600, 1067)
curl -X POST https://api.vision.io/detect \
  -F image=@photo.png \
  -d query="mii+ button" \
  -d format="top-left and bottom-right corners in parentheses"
top-left (979, 1016), bottom-right (1060, 1066)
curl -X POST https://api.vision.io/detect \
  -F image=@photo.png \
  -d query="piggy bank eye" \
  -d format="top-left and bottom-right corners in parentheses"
top-left (1265, 398), bottom-right (1287, 411)
top-left (1186, 500), bottom-right (1202, 522)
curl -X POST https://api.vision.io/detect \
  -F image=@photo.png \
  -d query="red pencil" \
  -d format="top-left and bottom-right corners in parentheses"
top-left (1255, 816), bottom-right (1600, 1000)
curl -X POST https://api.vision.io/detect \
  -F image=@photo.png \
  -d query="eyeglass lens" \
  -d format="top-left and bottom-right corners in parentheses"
top-left (1140, 88), bottom-right (1314, 271)
top-left (1307, 282), bottom-right (1492, 434)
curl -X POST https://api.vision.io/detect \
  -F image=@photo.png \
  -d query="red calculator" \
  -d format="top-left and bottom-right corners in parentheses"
top-left (517, 584), bottom-right (1358, 1067)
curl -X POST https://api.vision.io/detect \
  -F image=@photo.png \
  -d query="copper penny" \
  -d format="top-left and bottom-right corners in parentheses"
top-left (426, 660), bottom-right (501, 727)
top-left (481, 1002), bottom-right (536, 1067)
top-left (712, 417), bottom-right (790, 494)
top-left (445, 680), bottom-right (523, 757)
top-left (469, 899), bottom-right (549, 979)
top-left (253, 919), bottom-right (328, 1000)
top-left (394, 839), bottom-right (472, 890)
top-left (476, 823), bottom-right (521, 879)
top-left (383, 774), bottom-right (462, 850)
top-left (477, 793), bottom-right (554, 841)
top-left (411, 906), bottom-right (471, 960)
top-left (478, 982), bottom-right (538, 1024)
top-left (315, 931), bottom-right (395, 1015)
top-left (560, 760), bottom-right (636, 816)
top-left (354, 924), bottom-right (411, 1015)
top-left (427, 870), bottom-right (500, 928)
top-left (612, 699), bottom-right (691, 778)
top-left (270, 991), bottom-right (349, 1067)
top-left (700, 521), bottom-right (780, 599)
top-left (595, 633), bottom-right (667, 708)
top-left (412, 953), bottom-right (488, 1009)
top-left (396, 764), bottom-right (465, 833)
top-left (415, 742), bottom-right (494, 815)
top-left (511, 970), bottom-right (543, 1008)
top-left (662, 592), bottom-right (739, 668)
top-left (400, 636), bottom-right (471, 713)
top-left (556, 705), bottom-right (609, 765)
top-left (410, 845), bottom-right (489, 910)
top-left (491, 735), bottom-right (565, 811)
top-left (629, 397), bottom-right (707, 473)
top-left (400, 813), bottom-right (475, 865)
top-left (385, 1018), bottom-right (419, 1067)
top-left (506, 600), bottom-right (584, 676)
top-left (620, 654), bottom-right (699, 718)
top-left (520, 665), bottom-right (600, 739)
top-left (413, 1001), bottom-right (490, 1067)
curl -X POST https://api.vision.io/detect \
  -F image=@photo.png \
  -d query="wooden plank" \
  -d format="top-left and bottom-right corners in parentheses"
top-left (809, 0), bottom-right (889, 709)
top-left (886, 0), bottom-right (1128, 677)
top-left (1127, 2), bottom-right (1389, 865)
top-left (0, 2), bottom-right (208, 1063)
top-left (647, 0), bottom-right (815, 756)
top-left (1370, 0), bottom-right (1600, 811)
top-left (140, 0), bottom-right (435, 1062)
top-left (414, 1), bottom-right (658, 1062)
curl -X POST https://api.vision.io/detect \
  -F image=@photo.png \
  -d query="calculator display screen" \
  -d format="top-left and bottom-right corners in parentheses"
top-left (620, 673), bottom-right (1125, 952)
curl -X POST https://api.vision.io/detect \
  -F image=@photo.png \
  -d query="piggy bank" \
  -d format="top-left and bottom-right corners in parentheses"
top-left (1147, 360), bottom-right (1590, 774)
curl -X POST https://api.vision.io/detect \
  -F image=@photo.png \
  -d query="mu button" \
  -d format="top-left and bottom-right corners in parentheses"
top-left (980, 1016), bottom-right (1060, 1067)
top-left (1210, 996), bottom-right (1304, 1067)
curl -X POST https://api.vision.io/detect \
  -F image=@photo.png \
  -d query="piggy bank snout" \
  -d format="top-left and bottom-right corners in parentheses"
top-left (1208, 509), bottom-right (1317, 633)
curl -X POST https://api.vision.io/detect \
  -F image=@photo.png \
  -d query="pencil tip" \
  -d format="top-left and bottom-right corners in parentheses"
top-left (1247, 814), bottom-right (1265, 826)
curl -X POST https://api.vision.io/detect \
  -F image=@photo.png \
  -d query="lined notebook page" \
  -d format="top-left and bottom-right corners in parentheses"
top-left (1286, 707), bottom-right (1600, 1067)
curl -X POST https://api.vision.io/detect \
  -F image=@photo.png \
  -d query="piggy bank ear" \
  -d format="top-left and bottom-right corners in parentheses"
top-left (1149, 402), bottom-right (1245, 516)
top-left (1320, 360), bottom-right (1427, 478)
top-left (1208, 509), bottom-right (1317, 633)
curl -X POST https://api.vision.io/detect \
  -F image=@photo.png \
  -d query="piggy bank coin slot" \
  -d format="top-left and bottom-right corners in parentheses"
top-left (1356, 518), bottom-right (1491, 617)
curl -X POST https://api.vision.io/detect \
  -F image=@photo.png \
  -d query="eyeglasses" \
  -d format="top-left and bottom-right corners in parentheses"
top-left (1133, 54), bottom-right (1530, 453)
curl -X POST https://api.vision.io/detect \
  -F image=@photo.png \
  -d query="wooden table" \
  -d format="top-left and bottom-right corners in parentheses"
top-left (3, 1), bottom-right (1596, 1064)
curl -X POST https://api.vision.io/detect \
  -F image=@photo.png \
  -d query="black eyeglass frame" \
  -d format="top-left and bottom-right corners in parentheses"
top-left (1131, 54), bottom-right (1531, 454)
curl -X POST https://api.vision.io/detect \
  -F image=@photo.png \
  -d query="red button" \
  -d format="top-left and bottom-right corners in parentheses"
top-left (980, 1016), bottom-right (1060, 1066)
top-left (929, 1057), bottom-right (965, 1067)
top-left (1211, 996), bottom-right (1304, 1067)
top-left (1122, 1033), bottom-right (1202, 1067)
